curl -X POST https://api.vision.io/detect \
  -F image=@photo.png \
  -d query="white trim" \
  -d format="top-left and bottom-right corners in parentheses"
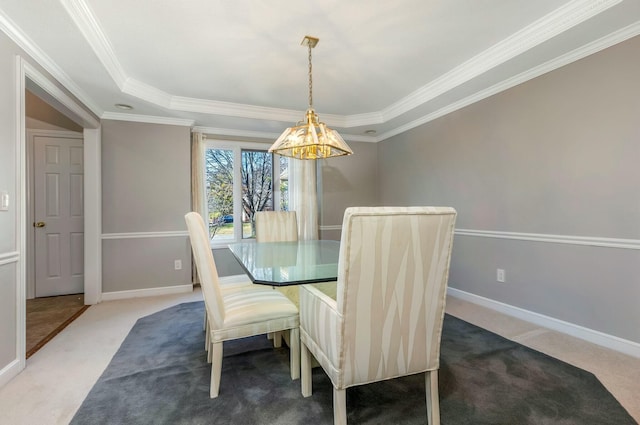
top-left (43, 0), bottom-right (629, 137)
top-left (447, 287), bottom-right (640, 359)
top-left (319, 225), bottom-right (342, 232)
top-left (101, 112), bottom-right (195, 127)
top-left (195, 126), bottom-right (285, 142)
top-left (101, 231), bottom-right (189, 240)
top-left (22, 61), bottom-right (100, 129)
top-left (83, 128), bottom-right (101, 305)
top-left (320, 226), bottom-right (640, 250)
top-left (60, 0), bottom-right (127, 89)
top-left (193, 126), bottom-right (377, 144)
top-left (8, 55), bottom-right (102, 389)
top-left (0, 252), bottom-right (19, 266)
top-left (15, 55), bottom-right (27, 380)
top-left (0, 359), bottom-right (22, 389)
top-left (0, 9), bottom-right (103, 117)
top-left (101, 284), bottom-right (193, 301)
top-left (381, 0), bottom-right (623, 124)
top-left (378, 20), bottom-right (640, 141)
top-left (454, 229), bottom-right (640, 250)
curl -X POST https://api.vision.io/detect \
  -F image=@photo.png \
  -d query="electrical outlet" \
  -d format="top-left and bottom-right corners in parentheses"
top-left (496, 268), bottom-right (505, 283)
top-left (174, 259), bottom-right (182, 270)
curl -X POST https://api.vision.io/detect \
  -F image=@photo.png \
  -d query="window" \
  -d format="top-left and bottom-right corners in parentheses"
top-left (205, 140), bottom-right (288, 245)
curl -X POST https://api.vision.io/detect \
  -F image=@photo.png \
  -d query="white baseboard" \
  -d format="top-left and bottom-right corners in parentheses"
top-left (447, 287), bottom-right (640, 359)
top-left (101, 284), bottom-right (193, 301)
top-left (0, 359), bottom-right (22, 389)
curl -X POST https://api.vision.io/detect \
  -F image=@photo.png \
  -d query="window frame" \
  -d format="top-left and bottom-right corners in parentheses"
top-left (205, 139), bottom-right (287, 248)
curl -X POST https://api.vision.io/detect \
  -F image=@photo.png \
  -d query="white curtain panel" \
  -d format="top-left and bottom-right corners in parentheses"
top-left (191, 132), bottom-right (206, 218)
top-left (289, 158), bottom-right (319, 240)
top-left (190, 132), bottom-right (206, 284)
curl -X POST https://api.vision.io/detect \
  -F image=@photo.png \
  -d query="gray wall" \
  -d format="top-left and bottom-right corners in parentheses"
top-left (101, 120), bottom-right (192, 292)
top-left (0, 31), bottom-right (27, 375)
top-left (378, 35), bottom-right (640, 343)
top-left (319, 141), bottom-right (379, 240)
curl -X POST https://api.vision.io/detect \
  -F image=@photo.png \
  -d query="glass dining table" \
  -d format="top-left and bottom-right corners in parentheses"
top-left (228, 240), bottom-right (340, 286)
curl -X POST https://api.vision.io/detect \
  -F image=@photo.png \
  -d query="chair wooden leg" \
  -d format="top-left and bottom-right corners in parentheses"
top-left (207, 338), bottom-right (213, 364)
top-left (210, 342), bottom-right (223, 398)
top-left (301, 341), bottom-right (312, 397)
top-left (273, 331), bottom-right (282, 348)
top-left (333, 387), bottom-right (347, 425)
top-left (205, 320), bottom-right (210, 352)
top-left (425, 370), bottom-right (440, 425)
top-left (289, 328), bottom-right (300, 380)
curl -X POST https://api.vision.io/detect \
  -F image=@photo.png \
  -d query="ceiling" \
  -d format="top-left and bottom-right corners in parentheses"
top-left (1, 0), bottom-right (639, 142)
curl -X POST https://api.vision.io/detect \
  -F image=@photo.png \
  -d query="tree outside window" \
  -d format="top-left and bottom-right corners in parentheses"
top-left (205, 143), bottom-right (288, 243)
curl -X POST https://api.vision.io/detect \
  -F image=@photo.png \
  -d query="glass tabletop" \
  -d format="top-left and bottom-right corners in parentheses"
top-left (228, 240), bottom-right (340, 286)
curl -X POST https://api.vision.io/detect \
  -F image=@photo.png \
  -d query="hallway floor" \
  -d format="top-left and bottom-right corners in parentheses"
top-left (26, 294), bottom-right (88, 358)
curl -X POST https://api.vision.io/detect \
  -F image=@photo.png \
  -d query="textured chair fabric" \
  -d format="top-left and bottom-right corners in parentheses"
top-left (299, 206), bottom-right (457, 425)
top-left (185, 212), bottom-right (300, 398)
top-left (255, 211), bottom-right (298, 243)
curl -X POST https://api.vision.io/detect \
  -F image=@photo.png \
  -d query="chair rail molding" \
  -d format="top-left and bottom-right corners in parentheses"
top-left (101, 231), bottom-right (189, 240)
top-left (0, 251), bottom-right (19, 266)
top-left (455, 229), bottom-right (640, 250)
top-left (321, 226), bottom-right (640, 250)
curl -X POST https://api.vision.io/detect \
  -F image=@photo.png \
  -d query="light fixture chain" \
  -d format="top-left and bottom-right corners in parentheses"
top-left (308, 43), bottom-right (313, 109)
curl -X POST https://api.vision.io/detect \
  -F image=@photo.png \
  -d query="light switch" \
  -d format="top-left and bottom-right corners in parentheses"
top-left (0, 191), bottom-right (8, 211)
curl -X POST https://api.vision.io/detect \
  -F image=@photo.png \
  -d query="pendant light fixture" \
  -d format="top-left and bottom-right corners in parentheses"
top-left (269, 36), bottom-right (353, 160)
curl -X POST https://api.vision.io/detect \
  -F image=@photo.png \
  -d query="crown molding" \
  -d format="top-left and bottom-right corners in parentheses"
top-left (101, 112), bottom-right (195, 127)
top-left (193, 126), bottom-right (281, 141)
top-left (60, 0), bottom-right (624, 131)
top-left (192, 126), bottom-right (378, 143)
top-left (0, 8), bottom-right (103, 117)
top-left (377, 19), bottom-right (640, 142)
top-left (60, 0), bottom-right (127, 88)
top-left (122, 78), bottom-right (172, 108)
top-left (171, 96), bottom-right (302, 123)
top-left (6, 0), bottom-right (632, 139)
top-left (380, 0), bottom-right (623, 123)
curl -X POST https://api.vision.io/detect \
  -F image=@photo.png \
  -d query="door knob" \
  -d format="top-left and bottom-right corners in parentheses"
top-left (34, 221), bottom-right (46, 228)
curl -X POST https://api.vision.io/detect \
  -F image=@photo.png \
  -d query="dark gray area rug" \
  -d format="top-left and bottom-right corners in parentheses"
top-left (71, 301), bottom-right (636, 425)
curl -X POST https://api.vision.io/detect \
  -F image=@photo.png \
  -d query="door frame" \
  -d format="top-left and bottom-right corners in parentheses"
top-left (26, 129), bottom-right (84, 299)
top-left (15, 56), bottom-right (101, 371)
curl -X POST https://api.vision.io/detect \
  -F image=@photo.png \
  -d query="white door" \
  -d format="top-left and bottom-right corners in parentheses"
top-left (33, 135), bottom-right (84, 297)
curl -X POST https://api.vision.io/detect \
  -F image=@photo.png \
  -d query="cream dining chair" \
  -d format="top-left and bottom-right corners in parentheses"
top-left (299, 206), bottom-right (457, 425)
top-left (254, 210), bottom-right (300, 346)
top-left (255, 210), bottom-right (301, 305)
top-left (185, 212), bottom-right (300, 398)
top-left (255, 211), bottom-right (299, 243)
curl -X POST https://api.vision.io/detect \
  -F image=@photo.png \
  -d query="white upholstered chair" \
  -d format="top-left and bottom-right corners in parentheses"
top-left (254, 210), bottom-right (300, 342)
top-left (185, 212), bottom-right (300, 398)
top-left (255, 211), bottom-right (299, 243)
top-left (299, 206), bottom-right (457, 425)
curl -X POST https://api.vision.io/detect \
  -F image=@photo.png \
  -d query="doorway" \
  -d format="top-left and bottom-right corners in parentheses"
top-left (24, 90), bottom-right (86, 355)
top-left (5, 56), bottom-right (102, 383)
